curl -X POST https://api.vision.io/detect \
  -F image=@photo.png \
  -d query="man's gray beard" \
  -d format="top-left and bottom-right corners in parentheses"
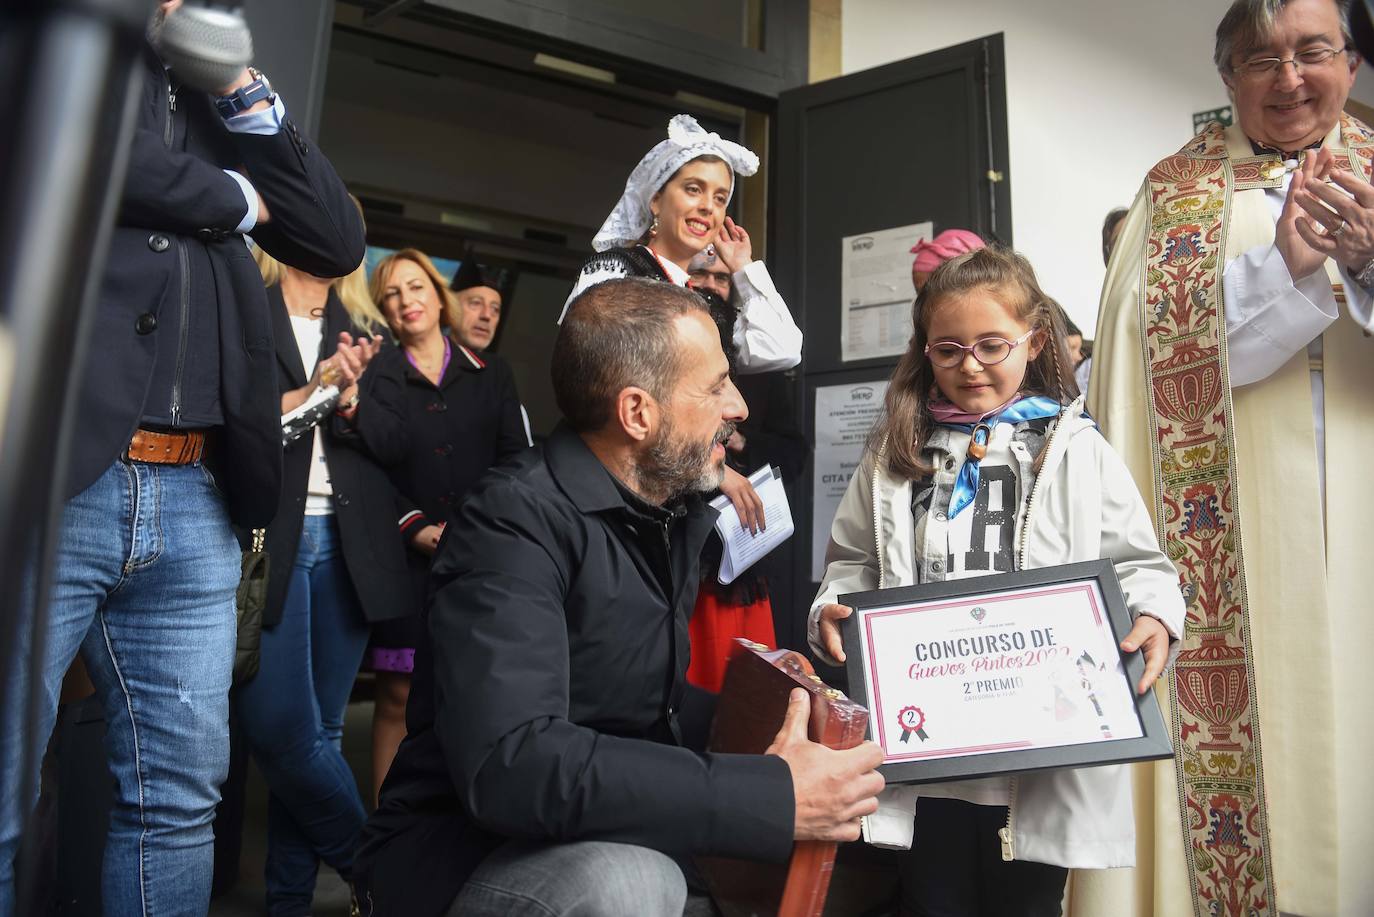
top-left (641, 418), bottom-right (730, 502)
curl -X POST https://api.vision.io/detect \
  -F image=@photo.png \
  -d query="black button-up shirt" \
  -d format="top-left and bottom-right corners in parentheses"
top-left (356, 424), bottom-right (794, 916)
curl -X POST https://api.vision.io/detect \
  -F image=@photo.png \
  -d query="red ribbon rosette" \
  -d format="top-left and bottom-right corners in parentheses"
top-left (897, 705), bottom-right (928, 743)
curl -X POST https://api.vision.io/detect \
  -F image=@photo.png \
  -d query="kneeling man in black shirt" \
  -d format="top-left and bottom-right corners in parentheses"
top-left (355, 278), bottom-right (883, 916)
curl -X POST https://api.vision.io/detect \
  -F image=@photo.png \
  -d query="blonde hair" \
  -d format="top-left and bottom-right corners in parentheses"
top-left (871, 246), bottom-right (1078, 481)
top-left (334, 262), bottom-right (385, 335)
top-left (368, 248), bottom-right (460, 337)
top-left (252, 245), bottom-right (385, 336)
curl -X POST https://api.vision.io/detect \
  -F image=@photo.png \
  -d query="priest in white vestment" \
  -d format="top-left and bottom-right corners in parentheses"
top-left (1086, 1), bottom-right (1374, 915)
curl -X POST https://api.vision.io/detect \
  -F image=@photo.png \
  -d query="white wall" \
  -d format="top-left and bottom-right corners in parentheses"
top-left (842, 0), bottom-right (1235, 335)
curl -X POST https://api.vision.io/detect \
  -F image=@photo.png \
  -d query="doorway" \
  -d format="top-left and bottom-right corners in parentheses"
top-left (316, 1), bottom-right (782, 438)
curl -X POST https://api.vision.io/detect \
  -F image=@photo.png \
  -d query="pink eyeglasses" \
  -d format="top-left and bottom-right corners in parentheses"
top-left (924, 329), bottom-right (1036, 368)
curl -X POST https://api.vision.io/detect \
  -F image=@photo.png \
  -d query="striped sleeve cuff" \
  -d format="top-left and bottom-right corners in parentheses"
top-left (398, 510), bottom-right (428, 536)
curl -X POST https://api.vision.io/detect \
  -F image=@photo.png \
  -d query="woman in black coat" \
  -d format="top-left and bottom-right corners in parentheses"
top-left (360, 247), bottom-right (529, 803)
top-left (234, 249), bottom-right (411, 915)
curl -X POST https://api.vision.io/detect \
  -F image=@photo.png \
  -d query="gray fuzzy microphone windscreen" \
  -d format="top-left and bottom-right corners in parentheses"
top-left (155, 3), bottom-right (253, 93)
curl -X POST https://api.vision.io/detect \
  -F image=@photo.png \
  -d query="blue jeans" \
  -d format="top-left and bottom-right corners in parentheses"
top-left (0, 460), bottom-right (240, 917)
top-left (236, 513), bottom-right (370, 916)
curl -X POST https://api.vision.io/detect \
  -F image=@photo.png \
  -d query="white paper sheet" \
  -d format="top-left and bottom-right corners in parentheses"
top-left (709, 464), bottom-right (794, 585)
top-left (811, 380), bottom-right (889, 581)
top-left (840, 222), bottom-right (932, 362)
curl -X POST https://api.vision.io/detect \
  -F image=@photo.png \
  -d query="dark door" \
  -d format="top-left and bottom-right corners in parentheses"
top-left (771, 35), bottom-right (1011, 677)
top-left (243, 0), bottom-right (334, 137)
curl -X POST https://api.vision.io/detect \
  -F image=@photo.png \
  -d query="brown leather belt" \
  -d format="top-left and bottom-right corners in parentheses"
top-left (124, 428), bottom-right (206, 465)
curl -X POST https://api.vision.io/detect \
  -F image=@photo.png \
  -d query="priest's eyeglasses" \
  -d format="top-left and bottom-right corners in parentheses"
top-left (1235, 46), bottom-right (1348, 78)
top-left (925, 330), bottom-right (1036, 368)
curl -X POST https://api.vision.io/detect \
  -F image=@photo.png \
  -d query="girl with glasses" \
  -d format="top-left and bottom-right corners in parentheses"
top-left (807, 247), bottom-right (1184, 916)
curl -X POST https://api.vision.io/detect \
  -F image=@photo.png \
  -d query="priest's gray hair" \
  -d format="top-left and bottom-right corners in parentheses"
top-left (1215, 0), bottom-right (1354, 72)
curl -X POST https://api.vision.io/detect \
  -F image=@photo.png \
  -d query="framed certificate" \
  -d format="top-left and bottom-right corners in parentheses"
top-left (839, 559), bottom-right (1172, 785)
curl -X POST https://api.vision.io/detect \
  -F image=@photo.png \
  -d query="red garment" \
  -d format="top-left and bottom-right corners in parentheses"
top-left (686, 580), bottom-right (776, 692)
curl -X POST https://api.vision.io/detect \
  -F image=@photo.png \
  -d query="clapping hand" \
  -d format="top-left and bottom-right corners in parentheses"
top-left (1277, 152), bottom-right (1330, 282)
top-left (1289, 147), bottom-right (1374, 276)
top-left (339, 332), bottom-right (384, 374)
top-left (319, 333), bottom-right (383, 397)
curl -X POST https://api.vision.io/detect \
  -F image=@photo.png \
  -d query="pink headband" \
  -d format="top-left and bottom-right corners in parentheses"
top-left (910, 229), bottom-right (985, 273)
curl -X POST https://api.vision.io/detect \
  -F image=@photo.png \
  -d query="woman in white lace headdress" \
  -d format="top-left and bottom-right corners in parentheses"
top-left (560, 114), bottom-right (801, 377)
top-left (560, 116), bottom-right (805, 685)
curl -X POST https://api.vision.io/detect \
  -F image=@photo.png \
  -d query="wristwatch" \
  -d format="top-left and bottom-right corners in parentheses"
top-left (337, 392), bottom-right (360, 415)
top-left (214, 67), bottom-right (274, 119)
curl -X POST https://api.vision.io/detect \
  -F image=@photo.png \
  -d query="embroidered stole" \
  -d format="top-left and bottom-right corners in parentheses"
top-left (1140, 115), bottom-right (1374, 917)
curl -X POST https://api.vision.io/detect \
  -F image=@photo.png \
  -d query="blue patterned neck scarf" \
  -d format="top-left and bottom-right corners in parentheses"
top-left (937, 395), bottom-right (1063, 519)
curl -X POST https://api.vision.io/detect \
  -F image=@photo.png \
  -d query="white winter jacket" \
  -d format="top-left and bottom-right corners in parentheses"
top-left (808, 397), bottom-right (1185, 869)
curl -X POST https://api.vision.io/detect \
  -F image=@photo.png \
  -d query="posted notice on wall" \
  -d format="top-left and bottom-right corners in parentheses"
top-left (811, 379), bottom-right (889, 581)
top-left (840, 222), bottom-right (932, 362)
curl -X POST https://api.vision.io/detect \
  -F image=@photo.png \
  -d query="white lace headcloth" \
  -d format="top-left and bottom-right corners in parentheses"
top-left (591, 114), bottom-right (759, 253)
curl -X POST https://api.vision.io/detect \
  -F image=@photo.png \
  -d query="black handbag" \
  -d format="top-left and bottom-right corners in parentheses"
top-left (234, 528), bottom-right (267, 686)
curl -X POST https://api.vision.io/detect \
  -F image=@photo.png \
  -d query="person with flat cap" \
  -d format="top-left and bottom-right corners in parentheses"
top-left (450, 253), bottom-right (511, 354)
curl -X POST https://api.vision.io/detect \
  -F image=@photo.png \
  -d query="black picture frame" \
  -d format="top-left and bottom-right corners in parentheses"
top-left (839, 559), bottom-right (1173, 785)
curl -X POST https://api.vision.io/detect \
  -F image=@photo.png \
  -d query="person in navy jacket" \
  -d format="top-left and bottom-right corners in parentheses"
top-left (0, 4), bottom-right (365, 914)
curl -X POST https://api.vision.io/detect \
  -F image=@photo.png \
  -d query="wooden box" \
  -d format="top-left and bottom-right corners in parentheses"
top-left (701, 639), bottom-right (869, 917)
